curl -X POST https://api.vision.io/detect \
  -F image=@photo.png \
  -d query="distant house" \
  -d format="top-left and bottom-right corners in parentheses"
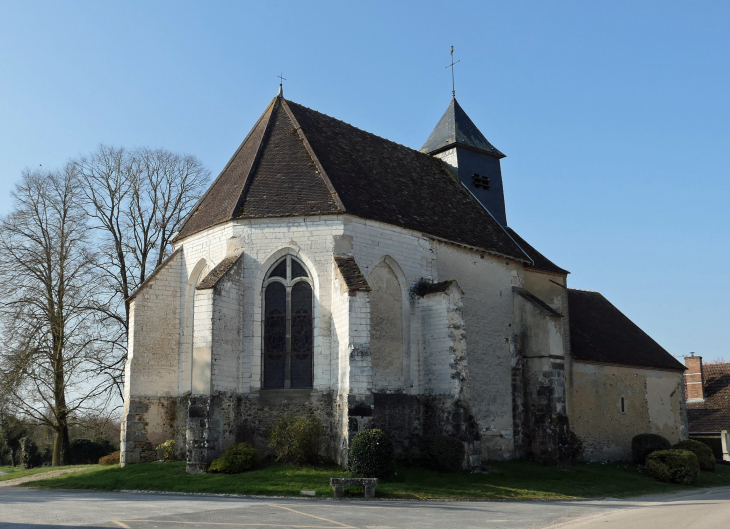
top-left (684, 356), bottom-right (730, 436)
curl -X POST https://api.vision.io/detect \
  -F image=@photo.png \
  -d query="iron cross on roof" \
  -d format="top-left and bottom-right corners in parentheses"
top-left (445, 46), bottom-right (460, 98)
top-left (277, 73), bottom-right (286, 96)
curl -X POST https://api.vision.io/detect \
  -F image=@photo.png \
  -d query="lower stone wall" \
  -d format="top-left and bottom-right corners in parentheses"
top-left (122, 389), bottom-right (484, 471)
top-left (120, 397), bottom-right (188, 466)
top-left (568, 362), bottom-right (687, 461)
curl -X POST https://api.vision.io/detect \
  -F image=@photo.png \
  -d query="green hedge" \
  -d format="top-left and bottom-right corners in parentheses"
top-left (268, 415), bottom-right (322, 465)
top-left (208, 443), bottom-right (259, 474)
top-left (632, 434), bottom-right (671, 464)
top-left (646, 449), bottom-right (700, 484)
top-left (349, 429), bottom-right (395, 478)
top-left (691, 437), bottom-right (722, 460)
top-left (673, 440), bottom-right (715, 471)
top-left (420, 435), bottom-right (465, 472)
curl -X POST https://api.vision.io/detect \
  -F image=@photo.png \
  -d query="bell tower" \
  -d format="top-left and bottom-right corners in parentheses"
top-left (420, 98), bottom-right (508, 227)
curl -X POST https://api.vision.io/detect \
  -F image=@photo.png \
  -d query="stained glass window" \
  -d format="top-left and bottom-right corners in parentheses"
top-left (262, 256), bottom-right (313, 389)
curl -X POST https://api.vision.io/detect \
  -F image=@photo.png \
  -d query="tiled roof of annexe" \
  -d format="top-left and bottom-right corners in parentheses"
top-left (175, 96), bottom-right (528, 263)
top-left (568, 288), bottom-right (685, 371)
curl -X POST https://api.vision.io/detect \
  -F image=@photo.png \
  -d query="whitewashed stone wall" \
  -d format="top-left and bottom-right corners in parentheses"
top-left (418, 283), bottom-right (466, 397)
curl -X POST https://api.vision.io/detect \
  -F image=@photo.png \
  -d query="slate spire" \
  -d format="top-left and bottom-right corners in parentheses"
top-left (420, 98), bottom-right (504, 158)
top-left (421, 98), bottom-right (508, 227)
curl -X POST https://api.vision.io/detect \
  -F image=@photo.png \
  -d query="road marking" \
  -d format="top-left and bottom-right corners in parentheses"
top-left (115, 522), bottom-right (340, 528)
top-left (267, 504), bottom-right (356, 529)
top-left (111, 522), bottom-right (133, 529)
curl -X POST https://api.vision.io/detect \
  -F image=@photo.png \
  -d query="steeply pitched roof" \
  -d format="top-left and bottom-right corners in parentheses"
top-left (420, 98), bottom-right (505, 158)
top-left (505, 228), bottom-right (569, 276)
top-left (568, 289), bottom-right (685, 371)
top-left (686, 363), bottom-right (730, 433)
top-left (176, 96), bottom-right (528, 263)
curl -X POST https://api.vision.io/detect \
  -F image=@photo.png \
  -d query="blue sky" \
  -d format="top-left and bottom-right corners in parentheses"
top-left (0, 1), bottom-right (728, 361)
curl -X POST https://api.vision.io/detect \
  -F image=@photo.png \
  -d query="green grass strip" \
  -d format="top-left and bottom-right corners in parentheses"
top-left (19, 460), bottom-right (730, 500)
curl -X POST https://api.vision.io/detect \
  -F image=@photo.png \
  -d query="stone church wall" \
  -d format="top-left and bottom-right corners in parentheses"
top-left (432, 242), bottom-right (519, 460)
top-left (121, 250), bottom-right (186, 466)
top-left (569, 362), bottom-right (687, 461)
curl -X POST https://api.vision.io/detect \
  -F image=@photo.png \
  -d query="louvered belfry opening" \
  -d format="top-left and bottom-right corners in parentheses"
top-left (263, 256), bottom-right (313, 389)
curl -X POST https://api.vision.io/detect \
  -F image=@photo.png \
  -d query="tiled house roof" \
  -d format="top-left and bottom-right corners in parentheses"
top-left (568, 289), bottom-right (685, 371)
top-left (687, 363), bottom-right (730, 433)
top-left (176, 96), bottom-right (528, 263)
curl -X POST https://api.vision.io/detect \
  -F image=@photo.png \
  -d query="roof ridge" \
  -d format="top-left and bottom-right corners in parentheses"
top-left (230, 97), bottom-right (281, 218)
top-left (568, 287), bottom-right (602, 293)
top-left (281, 99), bottom-right (346, 212)
top-left (285, 100), bottom-right (451, 164)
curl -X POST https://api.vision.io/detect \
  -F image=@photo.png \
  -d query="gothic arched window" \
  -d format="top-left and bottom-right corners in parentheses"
top-left (263, 256), bottom-right (313, 389)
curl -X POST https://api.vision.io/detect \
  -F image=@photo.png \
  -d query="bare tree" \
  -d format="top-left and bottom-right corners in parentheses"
top-left (75, 146), bottom-right (209, 395)
top-left (0, 166), bottom-right (112, 465)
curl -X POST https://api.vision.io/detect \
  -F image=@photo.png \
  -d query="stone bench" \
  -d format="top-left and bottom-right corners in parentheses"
top-left (330, 477), bottom-right (378, 498)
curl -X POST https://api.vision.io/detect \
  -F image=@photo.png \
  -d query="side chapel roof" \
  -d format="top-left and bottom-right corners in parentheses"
top-left (176, 95), bottom-right (527, 263)
top-left (568, 289), bottom-right (685, 371)
top-left (505, 227), bottom-right (569, 276)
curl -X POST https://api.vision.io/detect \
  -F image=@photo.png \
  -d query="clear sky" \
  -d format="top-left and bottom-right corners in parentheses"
top-left (0, 1), bottom-right (727, 362)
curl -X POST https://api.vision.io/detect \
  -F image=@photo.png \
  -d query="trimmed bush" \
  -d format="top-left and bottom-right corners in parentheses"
top-left (269, 415), bottom-right (322, 465)
top-left (99, 450), bottom-right (120, 465)
top-left (208, 442), bottom-right (259, 474)
top-left (632, 434), bottom-right (671, 464)
top-left (673, 440), bottom-right (715, 471)
top-left (349, 429), bottom-right (395, 478)
top-left (691, 437), bottom-right (723, 460)
top-left (420, 435), bottom-right (465, 472)
top-left (156, 439), bottom-right (176, 462)
top-left (646, 449), bottom-right (700, 484)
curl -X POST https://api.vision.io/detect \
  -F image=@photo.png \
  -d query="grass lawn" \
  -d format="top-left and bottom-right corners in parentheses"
top-left (0, 465), bottom-right (87, 481)
top-left (19, 460), bottom-right (730, 500)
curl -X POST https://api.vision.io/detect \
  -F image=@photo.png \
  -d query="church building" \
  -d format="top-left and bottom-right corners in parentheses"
top-left (121, 89), bottom-right (687, 471)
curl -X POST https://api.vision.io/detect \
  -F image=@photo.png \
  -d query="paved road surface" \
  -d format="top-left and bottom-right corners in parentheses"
top-left (1, 486), bottom-right (729, 529)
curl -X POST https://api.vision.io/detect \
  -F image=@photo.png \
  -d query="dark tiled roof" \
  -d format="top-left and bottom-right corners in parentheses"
top-left (285, 100), bottom-right (525, 260)
top-left (568, 289), bottom-right (685, 371)
top-left (178, 102), bottom-right (275, 238)
top-left (197, 253), bottom-right (243, 290)
top-left (413, 279), bottom-right (461, 297)
top-left (237, 102), bottom-right (341, 218)
top-left (420, 98), bottom-right (505, 158)
top-left (334, 255), bottom-right (371, 292)
top-left (176, 96), bottom-right (528, 262)
top-left (687, 363), bottom-right (730, 433)
top-left (505, 228), bottom-right (569, 276)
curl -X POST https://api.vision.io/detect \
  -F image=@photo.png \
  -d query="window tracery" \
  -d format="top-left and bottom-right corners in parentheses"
top-left (263, 255), bottom-right (313, 389)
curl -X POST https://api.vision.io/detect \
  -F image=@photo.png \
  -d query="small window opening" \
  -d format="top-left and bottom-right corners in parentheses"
top-left (620, 397), bottom-right (625, 413)
top-left (473, 173), bottom-right (491, 190)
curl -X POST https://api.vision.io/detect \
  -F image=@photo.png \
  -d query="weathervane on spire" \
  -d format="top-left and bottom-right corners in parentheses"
top-left (445, 46), bottom-right (460, 98)
top-left (277, 73), bottom-right (286, 96)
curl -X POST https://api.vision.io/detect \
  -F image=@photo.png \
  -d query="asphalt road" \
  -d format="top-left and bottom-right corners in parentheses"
top-left (1, 486), bottom-right (729, 529)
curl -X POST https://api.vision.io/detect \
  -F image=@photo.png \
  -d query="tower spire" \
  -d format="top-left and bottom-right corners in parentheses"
top-left (277, 73), bottom-right (286, 97)
top-left (445, 46), bottom-right (460, 98)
